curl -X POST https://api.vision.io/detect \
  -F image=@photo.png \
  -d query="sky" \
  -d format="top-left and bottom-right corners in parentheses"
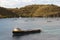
top-left (0, 0), bottom-right (60, 8)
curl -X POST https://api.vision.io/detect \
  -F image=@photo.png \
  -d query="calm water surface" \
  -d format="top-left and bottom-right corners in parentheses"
top-left (0, 18), bottom-right (60, 40)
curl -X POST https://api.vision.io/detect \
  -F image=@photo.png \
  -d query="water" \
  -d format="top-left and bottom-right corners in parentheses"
top-left (0, 18), bottom-right (60, 40)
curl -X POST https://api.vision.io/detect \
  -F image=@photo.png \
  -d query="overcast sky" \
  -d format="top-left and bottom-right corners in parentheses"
top-left (0, 0), bottom-right (60, 8)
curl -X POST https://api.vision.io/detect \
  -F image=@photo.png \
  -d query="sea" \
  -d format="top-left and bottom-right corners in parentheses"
top-left (0, 17), bottom-right (60, 40)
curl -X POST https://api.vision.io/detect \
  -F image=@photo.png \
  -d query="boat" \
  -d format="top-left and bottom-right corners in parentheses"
top-left (12, 28), bottom-right (41, 36)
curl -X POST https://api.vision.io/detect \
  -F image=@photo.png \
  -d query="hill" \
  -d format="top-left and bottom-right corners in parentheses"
top-left (0, 7), bottom-right (19, 18)
top-left (0, 4), bottom-right (60, 18)
top-left (10, 4), bottom-right (60, 17)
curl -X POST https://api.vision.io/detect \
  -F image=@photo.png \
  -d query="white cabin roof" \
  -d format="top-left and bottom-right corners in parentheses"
top-left (13, 28), bottom-right (21, 31)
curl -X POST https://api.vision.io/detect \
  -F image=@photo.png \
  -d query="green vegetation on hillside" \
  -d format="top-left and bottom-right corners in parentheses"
top-left (0, 4), bottom-right (60, 18)
top-left (10, 4), bottom-right (60, 17)
top-left (0, 7), bottom-right (19, 18)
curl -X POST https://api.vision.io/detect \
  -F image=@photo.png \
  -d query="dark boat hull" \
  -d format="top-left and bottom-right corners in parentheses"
top-left (12, 29), bottom-right (41, 36)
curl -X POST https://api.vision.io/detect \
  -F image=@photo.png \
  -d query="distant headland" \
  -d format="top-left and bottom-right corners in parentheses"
top-left (0, 4), bottom-right (60, 18)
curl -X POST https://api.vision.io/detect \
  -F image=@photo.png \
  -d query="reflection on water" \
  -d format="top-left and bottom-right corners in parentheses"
top-left (0, 18), bottom-right (60, 40)
top-left (12, 36), bottom-right (21, 40)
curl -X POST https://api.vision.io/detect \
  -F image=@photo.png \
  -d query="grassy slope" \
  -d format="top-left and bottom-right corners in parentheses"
top-left (0, 4), bottom-right (60, 18)
top-left (12, 4), bottom-right (60, 17)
